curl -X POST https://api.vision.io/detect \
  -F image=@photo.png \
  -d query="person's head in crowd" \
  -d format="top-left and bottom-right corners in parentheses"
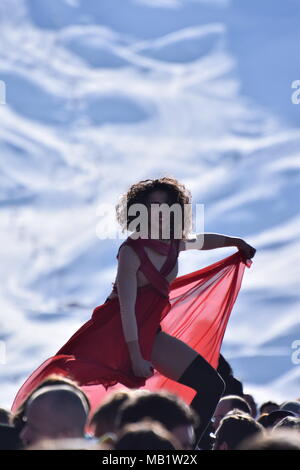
top-left (265, 409), bottom-right (297, 428)
top-left (212, 395), bottom-right (251, 431)
top-left (116, 390), bottom-right (198, 450)
top-left (237, 429), bottom-right (300, 450)
top-left (12, 374), bottom-right (90, 434)
top-left (0, 424), bottom-right (23, 450)
top-left (259, 400), bottom-right (279, 416)
top-left (90, 390), bottom-right (133, 438)
top-left (273, 416), bottom-right (300, 432)
top-left (113, 419), bottom-right (182, 450)
top-left (279, 400), bottom-right (300, 417)
top-left (257, 413), bottom-right (271, 428)
top-left (213, 411), bottom-right (263, 450)
top-left (243, 394), bottom-right (257, 418)
top-left (217, 355), bottom-right (243, 397)
top-left (20, 384), bottom-right (89, 447)
top-left (0, 408), bottom-right (12, 425)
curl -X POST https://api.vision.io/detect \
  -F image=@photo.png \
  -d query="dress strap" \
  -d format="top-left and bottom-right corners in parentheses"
top-left (114, 236), bottom-right (180, 298)
top-left (161, 238), bottom-right (180, 277)
top-left (127, 238), bottom-right (169, 298)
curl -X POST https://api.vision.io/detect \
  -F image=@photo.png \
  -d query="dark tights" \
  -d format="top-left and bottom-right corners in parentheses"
top-left (177, 354), bottom-right (225, 449)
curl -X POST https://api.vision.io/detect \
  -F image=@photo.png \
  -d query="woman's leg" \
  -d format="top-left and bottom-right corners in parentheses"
top-left (176, 353), bottom-right (225, 447)
top-left (151, 331), bottom-right (225, 448)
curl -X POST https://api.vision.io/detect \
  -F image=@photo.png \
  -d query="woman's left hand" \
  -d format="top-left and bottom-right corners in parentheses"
top-left (236, 239), bottom-right (256, 260)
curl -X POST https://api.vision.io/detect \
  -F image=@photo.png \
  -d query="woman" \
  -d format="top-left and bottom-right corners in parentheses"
top-left (11, 176), bottom-right (255, 448)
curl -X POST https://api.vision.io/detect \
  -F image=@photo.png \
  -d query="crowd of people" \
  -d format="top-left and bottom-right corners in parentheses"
top-left (1, 354), bottom-right (300, 450)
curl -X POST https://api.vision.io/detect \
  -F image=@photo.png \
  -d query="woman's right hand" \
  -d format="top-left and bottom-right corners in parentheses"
top-left (131, 356), bottom-right (154, 379)
top-left (236, 238), bottom-right (256, 260)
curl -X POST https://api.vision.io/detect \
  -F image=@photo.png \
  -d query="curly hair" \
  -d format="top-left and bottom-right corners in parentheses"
top-left (115, 176), bottom-right (193, 240)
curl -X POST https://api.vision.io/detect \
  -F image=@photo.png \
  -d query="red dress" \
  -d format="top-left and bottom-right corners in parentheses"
top-left (10, 236), bottom-right (252, 421)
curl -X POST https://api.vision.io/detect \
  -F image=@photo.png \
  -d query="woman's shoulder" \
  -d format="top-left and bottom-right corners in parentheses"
top-left (116, 238), bottom-right (140, 266)
top-left (116, 236), bottom-right (136, 256)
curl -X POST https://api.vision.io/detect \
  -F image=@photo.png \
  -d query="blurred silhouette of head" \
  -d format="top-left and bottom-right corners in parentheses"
top-left (116, 390), bottom-right (197, 450)
top-left (273, 416), bottom-right (300, 431)
top-left (12, 374), bottom-right (90, 434)
top-left (265, 410), bottom-right (297, 428)
top-left (90, 389), bottom-right (134, 437)
top-left (279, 400), bottom-right (300, 417)
top-left (20, 385), bottom-right (89, 447)
top-left (212, 395), bottom-right (251, 431)
top-left (113, 419), bottom-right (182, 450)
top-left (213, 412), bottom-right (263, 450)
top-left (259, 400), bottom-right (279, 416)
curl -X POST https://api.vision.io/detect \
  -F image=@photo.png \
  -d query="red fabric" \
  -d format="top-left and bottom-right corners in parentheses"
top-left (10, 237), bottom-right (252, 428)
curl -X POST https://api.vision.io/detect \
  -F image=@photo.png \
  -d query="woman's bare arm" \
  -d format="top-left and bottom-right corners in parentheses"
top-left (179, 233), bottom-right (239, 251)
top-left (116, 244), bottom-right (143, 361)
top-left (179, 233), bottom-right (256, 259)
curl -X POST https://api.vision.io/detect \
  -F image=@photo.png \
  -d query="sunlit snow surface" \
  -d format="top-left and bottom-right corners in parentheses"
top-left (1, 0), bottom-right (300, 410)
